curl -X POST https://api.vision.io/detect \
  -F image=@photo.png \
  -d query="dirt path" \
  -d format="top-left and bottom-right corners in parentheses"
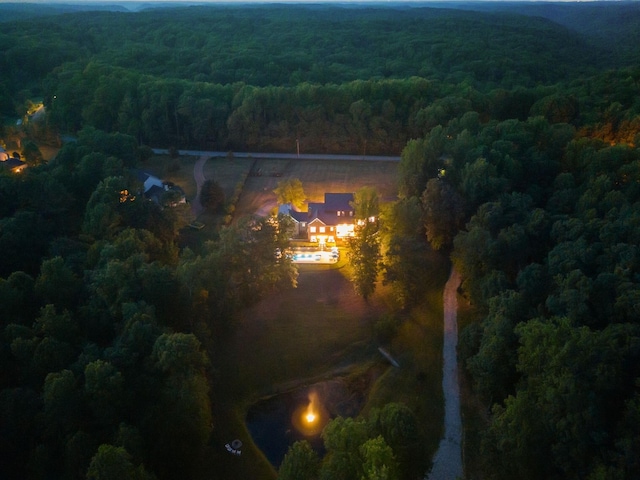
top-left (426, 267), bottom-right (463, 480)
top-left (192, 155), bottom-right (208, 216)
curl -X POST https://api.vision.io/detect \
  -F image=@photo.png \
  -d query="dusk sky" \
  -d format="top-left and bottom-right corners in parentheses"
top-left (0, 0), bottom-right (624, 3)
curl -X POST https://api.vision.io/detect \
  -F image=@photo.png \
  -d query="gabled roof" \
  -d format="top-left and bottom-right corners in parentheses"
top-left (146, 184), bottom-right (165, 200)
top-left (2, 157), bottom-right (27, 171)
top-left (281, 192), bottom-right (355, 227)
top-left (305, 193), bottom-right (355, 227)
top-left (278, 203), bottom-right (308, 223)
top-left (290, 210), bottom-right (308, 223)
top-left (323, 193), bottom-right (354, 212)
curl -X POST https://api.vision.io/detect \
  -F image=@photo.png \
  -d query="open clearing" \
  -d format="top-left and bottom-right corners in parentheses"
top-left (232, 157), bottom-right (399, 218)
top-left (145, 154), bottom-right (398, 220)
top-left (142, 153), bottom-right (448, 480)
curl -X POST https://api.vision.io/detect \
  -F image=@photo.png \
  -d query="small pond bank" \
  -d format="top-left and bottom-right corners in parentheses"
top-left (246, 365), bottom-right (384, 468)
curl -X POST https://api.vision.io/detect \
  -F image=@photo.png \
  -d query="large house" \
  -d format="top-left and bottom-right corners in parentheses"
top-left (281, 193), bottom-right (356, 245)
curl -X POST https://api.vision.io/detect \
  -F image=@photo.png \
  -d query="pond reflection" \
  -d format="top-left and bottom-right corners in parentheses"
top-left (291, 390), bottom-right (328, 437)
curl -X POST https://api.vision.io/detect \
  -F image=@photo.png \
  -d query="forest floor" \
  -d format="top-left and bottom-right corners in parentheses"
top-left (426, 268), bottom-right (463, 480)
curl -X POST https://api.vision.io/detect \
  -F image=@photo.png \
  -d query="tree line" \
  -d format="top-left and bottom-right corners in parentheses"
top-left (1, 4), bottom-right (639, 155)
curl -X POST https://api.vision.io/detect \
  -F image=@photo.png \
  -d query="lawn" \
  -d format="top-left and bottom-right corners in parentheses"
top-left (234, 158), bottom-right (399, 219)
top-left (203, 246), bottom-right (450, 479)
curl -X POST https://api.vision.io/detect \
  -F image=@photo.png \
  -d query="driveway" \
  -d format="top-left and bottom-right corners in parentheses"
top-left (426, 268), bottom-right (463, 480)
top-left (152, 148), bottom-right (400, 162)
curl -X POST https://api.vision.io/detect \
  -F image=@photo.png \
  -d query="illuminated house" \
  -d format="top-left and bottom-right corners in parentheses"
top-left (305, 193), bottom-right (355, 244)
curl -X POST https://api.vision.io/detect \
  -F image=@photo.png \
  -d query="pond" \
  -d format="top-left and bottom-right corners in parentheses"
top-left (245, 372), bottom-right (379, 468)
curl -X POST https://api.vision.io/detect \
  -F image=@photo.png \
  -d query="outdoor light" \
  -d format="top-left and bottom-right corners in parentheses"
top-left (292, 390), bottom-right (327, 436)
top-left (305, 410), bottom-right (316, 424)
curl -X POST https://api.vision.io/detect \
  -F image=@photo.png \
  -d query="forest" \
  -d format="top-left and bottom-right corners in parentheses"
top-left (1, 2), bottom-right (640, 479)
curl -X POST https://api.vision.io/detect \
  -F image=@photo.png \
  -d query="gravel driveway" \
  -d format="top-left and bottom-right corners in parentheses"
top-left (426, 268), bottom-right (463, 480)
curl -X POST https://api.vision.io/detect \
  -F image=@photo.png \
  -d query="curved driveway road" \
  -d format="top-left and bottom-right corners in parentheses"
top-left (427, 268), bottom-right (463, 480)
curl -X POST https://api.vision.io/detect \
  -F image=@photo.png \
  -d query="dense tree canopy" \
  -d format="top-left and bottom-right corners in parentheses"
top-left (0, 130), bottom-right (299, 480)
top-left (1, 2), bottom-right (640, 479)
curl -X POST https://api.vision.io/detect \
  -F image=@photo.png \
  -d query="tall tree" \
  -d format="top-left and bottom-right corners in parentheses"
top-left (348, 220), bottom-right (381, 300)
top-left (421, 178), bottom-right (465, 251)
top-left (273, 178), bottom-right (306, 210)
top-left (351, 186), bottom-right (379, 221)
top-left (199, 179), bottom-right (225, 213)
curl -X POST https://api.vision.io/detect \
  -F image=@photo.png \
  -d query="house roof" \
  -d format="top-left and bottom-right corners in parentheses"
top-left (280, 192), bottom-right (355, 227)
top-left (145, 184), bottom-right (165, 200)
top-left (323, 193), bottom-right (354, 212)
top-left (305, 193), bottom-right (355, 226)
top-left (290, 211), bottom-right (308, 223)
top-left (1, 157), bottom-right (27, 170)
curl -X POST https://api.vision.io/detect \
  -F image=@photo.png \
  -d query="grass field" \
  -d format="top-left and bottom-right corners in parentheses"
top-left (235, 158), bottom-right (399, 219)
top-left (143, 155), bottom-right (398, 219)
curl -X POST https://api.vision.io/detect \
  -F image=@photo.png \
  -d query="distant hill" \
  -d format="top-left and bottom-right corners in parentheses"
top-left (437, 1), bottom-right (640, 64)
top-left (0, 2), bottom-right (130, 21)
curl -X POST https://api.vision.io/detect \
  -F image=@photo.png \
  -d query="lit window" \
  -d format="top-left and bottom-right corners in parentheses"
top-left (310, 236), bottom-right (317, 242)
top-left (337, 211), bottom-right (341, 217)
top-left (310, 226), bottom-right (316, 233)
top-left (319, 226), bottom-right (326, 233)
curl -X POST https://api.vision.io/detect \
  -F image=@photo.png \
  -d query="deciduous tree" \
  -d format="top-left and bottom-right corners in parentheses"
top-left (279, 440), bottom-right (320, 480)
top-left (273, 178), bottom-right (306, 210)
